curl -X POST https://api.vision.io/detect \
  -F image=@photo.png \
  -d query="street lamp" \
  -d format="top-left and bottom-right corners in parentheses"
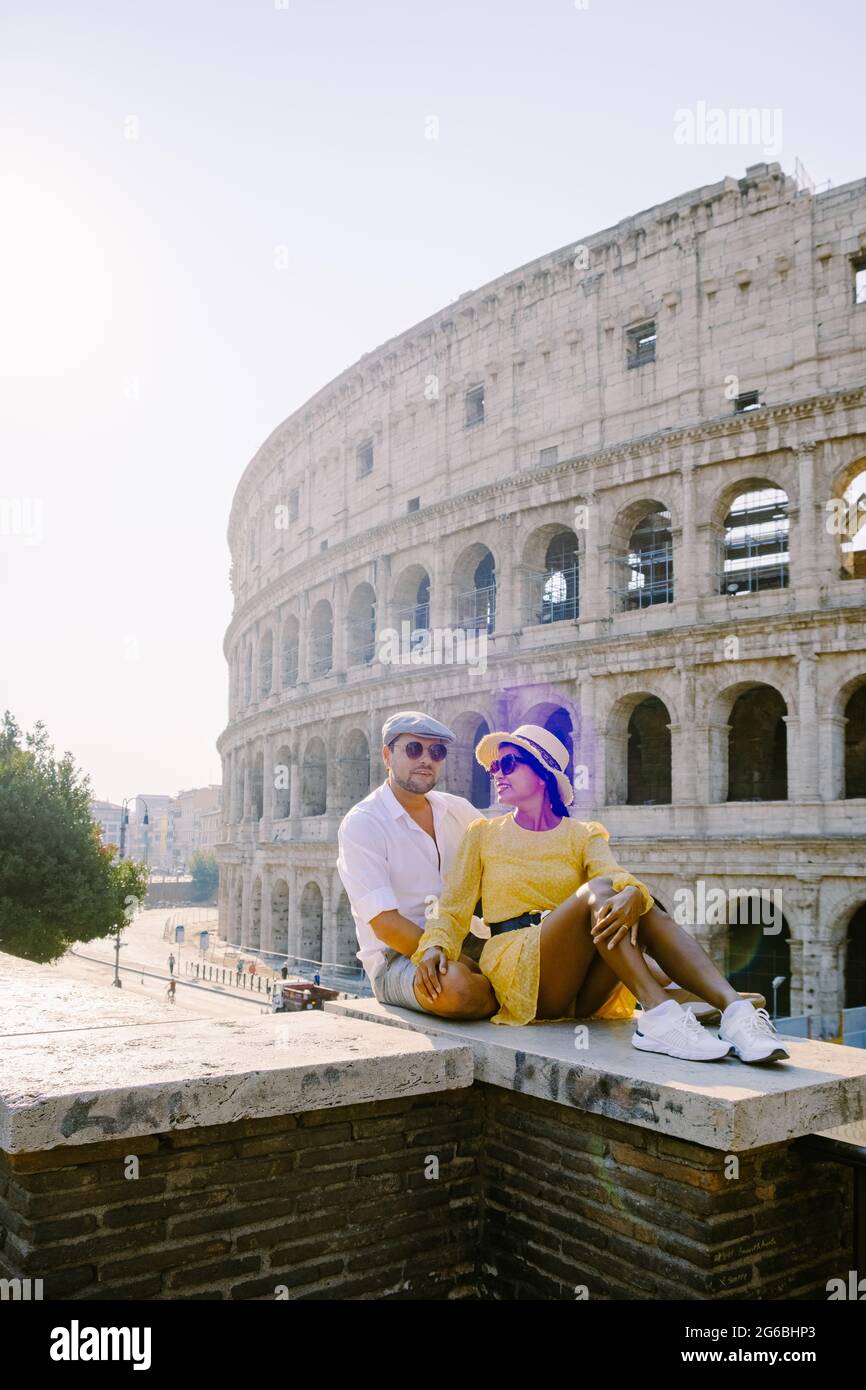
top-left (771, 974), bottom-right (786, 1019)
top-left (114, 797), bottom-right (149, 988)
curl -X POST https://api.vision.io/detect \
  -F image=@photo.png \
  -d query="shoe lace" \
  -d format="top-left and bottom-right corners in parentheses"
top-left (666, 1005), bottom-right (706, 1045)
top-left (740, 1006), bottom-right (779, 1037)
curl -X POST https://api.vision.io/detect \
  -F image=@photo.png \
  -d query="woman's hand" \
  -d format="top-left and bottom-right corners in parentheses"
top-left (415, 946), bottom-right (449, 1002)
top-left (590, 886), bottom-right (642, 950)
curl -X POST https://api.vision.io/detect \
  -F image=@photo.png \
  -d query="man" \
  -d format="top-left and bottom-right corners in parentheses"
top-left (337, 711), bottom-right (497, 1019)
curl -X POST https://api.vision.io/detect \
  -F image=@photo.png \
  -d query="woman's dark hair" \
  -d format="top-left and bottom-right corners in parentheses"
top-left (500, 743), bottom-right (570, 817)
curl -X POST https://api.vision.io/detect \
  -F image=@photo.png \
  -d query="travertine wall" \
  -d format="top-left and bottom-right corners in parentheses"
top-left (217, 162), bottom-right (866, 1019)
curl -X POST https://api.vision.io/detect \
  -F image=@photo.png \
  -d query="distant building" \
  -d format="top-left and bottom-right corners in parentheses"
top-left (174, 785), bottom-right (222, 869)
top-left (126, 795), bottom-right (178, 872)
top-left (90, 800), bottom-right (123, 851)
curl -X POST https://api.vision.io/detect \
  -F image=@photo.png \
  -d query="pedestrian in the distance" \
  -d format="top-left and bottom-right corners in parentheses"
top-left (165, 980), bottom-right (176, 1004)
top-left (280, 964), bottom-right (289, 980)
top-left (168, 953), bottom-right (175, 976)
top-left (249, 961), bottom-right (257, 976)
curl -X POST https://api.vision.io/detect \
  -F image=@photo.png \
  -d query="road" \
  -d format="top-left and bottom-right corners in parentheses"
top-left (47, 909), bottom-right (272, 1020)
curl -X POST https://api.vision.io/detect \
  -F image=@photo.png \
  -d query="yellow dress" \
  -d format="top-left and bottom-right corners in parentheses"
top-left (409, 815), bottom-right (655, 1027)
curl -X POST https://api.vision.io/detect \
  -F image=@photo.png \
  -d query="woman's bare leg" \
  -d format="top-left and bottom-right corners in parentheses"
top-left (536, 878), bottom-right (670, 1018)
top-left (637, 906), bottom-right (739, 1012)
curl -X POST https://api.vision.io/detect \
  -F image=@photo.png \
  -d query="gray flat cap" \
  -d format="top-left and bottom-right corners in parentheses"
top-left (381, 710), bottom-right (456, 745)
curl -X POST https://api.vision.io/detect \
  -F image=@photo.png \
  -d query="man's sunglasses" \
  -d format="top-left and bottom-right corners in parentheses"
top-left (398, 740), bottom-right (449, 762)
top-left (489, 753), bottom-right (529, 776)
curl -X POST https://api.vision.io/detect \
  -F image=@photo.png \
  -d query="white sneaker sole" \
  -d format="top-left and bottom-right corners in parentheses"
top-left (726, 1044), bottom-right (790, 1064)
top-left (632, 1028), bottom-right (734, 1062)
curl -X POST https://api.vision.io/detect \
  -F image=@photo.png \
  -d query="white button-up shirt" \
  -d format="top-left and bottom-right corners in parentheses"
top-left (336, 779), bottom-right (484, 980)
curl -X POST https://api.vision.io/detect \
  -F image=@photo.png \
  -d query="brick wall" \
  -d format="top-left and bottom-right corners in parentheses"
top-left (0, 1084), bottom-right (853, 1300)
top-left (477, 1085), bottom-right (854, 1300)
top-left (0, 1092), bottom-right (481, 1301)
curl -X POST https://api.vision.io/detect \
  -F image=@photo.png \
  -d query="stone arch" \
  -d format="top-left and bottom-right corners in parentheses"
top-left (335, 889), bottom-right (357, 968)
top-left (609, 498), bottom-right (675, 612)
top-left (346, 581), bottom-right (377, 666)
top-left (299, 880), bottom-right (323, 962)
top-left (453, 541), bottom-right (497, 634)
top-left (727, 906), bottom-right (792, 1018)
top-left (627, 696), bottom-right (672, 805)
top-left (301, 736), bottom-right (327, 816)
top-left (828, 453), bottom-right (866, 581)
top-left (231, 873), bottom-right (243, 946)
top-left (243, 643), bottom-right (253, 704)
top-left (709, 477), bottom-right (791, 596)
top-left (309, 599), bottom-right (333, 677)
top-left (280, 614), bottom-right (299, 688)
top-left (726, 685), bottom-right (788, 802)
top-left (842, 677), bottom-right (866, 798)
top-left (258, 628), bottom-right (274, 698)
top-left (338, 728), bottom-right (371, 810)
top-left (390, 562), bottom-right (431, 635)
top-left (271, 878), bottom-right (289, 954)
top-left (521, 523), bottom-right (581, 625)
top-left (249, 876), bottom-right (262, 951)
top-left (251, 748), bottom-right (264, 821)
top-left (446, 709), bottom-right (492, 808)
top-left (272, 742), bottom-right (292, 819)
top-left (845, 902), bottom-right (866, 1010)
top-left (604, 689), bottom-right (677, 806)
top-left (234, 754), bottom-right (246, 824)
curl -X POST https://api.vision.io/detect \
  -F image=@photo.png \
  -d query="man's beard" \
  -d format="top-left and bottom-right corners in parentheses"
top-left (392, 767), bottom-right (438, 794)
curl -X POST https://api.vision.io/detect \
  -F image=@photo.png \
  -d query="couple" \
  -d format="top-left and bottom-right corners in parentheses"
top-left (336, 710), bottom-right (789, 1064)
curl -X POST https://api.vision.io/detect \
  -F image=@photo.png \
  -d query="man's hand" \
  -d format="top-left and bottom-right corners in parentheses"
top-left (415, 946), bottom-right (449, 1002)
top-left (590, 886), bottom-right (643, 950)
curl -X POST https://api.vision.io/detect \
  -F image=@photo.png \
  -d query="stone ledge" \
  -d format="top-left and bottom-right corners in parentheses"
top-left (324, 997), bottom-right (866, 1153)
top-left (0, 958), bottom-right (473, 1154)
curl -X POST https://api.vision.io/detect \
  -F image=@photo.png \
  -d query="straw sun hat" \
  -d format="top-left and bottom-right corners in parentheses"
top-left (474, 723), bottom-right (574, 808)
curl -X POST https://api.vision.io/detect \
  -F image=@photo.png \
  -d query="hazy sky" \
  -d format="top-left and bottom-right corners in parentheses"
top-left (1, 0), bottom-right (862, 804)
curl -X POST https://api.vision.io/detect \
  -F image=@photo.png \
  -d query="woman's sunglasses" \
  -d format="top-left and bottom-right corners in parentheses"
top-left (488, 753), bottom-right (529, 777)
top-left (399, 740), bottom-right (449, 762)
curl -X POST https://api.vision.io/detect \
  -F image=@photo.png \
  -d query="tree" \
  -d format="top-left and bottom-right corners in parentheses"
top-left (189, 851), bottom-right (219, 903)
top-left (0, 712), bottom-right (149, 962)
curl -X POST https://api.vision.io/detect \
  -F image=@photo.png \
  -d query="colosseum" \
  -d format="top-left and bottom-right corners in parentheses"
top-left (217, 161), bottom-right (866, 1040)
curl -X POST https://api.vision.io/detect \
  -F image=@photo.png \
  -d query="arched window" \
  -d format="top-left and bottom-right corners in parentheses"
top-left (470, 720), bottom-right (491, 810)
top-left (347, 583), bottom-right (377, 666)
top-left (258, 630), bottom-right (274, 699)
top-left (625, 510), bottom-right (673, 608)
top-left (540, 533), bottom-right (579, 623)
top-left (300, 882), bottom-right (323, 962)
top-left (720, 489), bottom-right (789, 595)
top-left (627, 698), bottom-right (671, 804)
top-left (457, 553), bottom-right (496, 633)
top-left (281, 617), bottom-right (299, 688)
top-left (728, 687), bottom-right (787, 800)
top-left (309, 601), bottom-right (333, 677)
top-left (838, 468), bottom-right (866, 580)
top-left (844, 684), bottom-right (866, 798)
top-left (301, 737), bottom-right (327, 816)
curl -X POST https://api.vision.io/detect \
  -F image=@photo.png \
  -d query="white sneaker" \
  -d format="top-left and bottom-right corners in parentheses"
top-left (719, 1002), bottom-right (790, 1064)
top-left (632, 1001), bottom-right (734, 1061)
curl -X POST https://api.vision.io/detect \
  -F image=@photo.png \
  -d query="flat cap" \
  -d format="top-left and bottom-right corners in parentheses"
top-left (381, 710), bottom-right (456, 746)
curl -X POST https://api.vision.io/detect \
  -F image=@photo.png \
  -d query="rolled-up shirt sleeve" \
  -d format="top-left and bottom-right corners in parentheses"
top-left (336, 815), bottom-right (399, 932)
top-left (581, 820), bottom-right (655, 916)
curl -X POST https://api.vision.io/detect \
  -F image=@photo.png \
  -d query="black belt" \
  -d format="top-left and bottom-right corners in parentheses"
top-left (488, 911), bottom-right (545, 936)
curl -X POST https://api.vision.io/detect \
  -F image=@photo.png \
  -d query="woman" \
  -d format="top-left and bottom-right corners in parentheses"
top-left (410, 724), bottom-right (788, 1064)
